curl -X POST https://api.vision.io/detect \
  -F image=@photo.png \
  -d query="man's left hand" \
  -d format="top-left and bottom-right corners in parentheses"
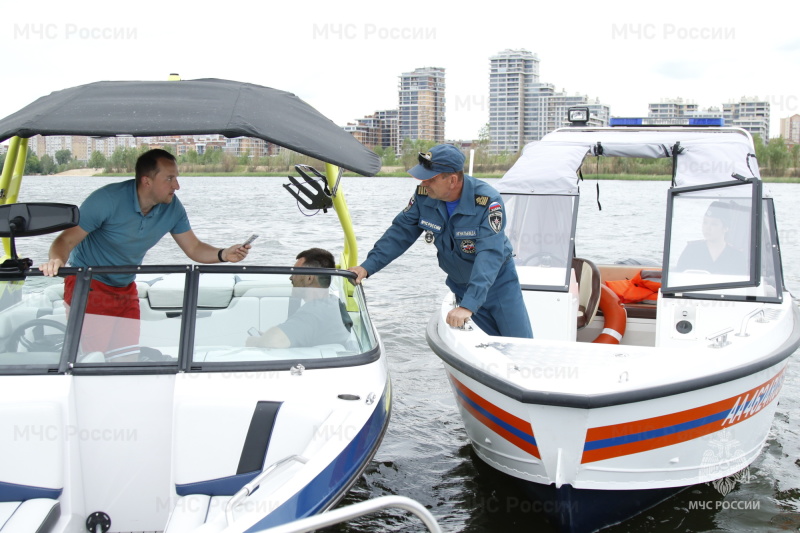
top-left (446, 306), bottom-right (473, 329)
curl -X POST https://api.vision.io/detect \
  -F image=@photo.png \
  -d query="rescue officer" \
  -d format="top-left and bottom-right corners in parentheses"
top-left (349, 144), bottom-right (533, 338)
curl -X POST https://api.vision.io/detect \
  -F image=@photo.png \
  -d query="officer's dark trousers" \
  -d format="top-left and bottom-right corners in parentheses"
top-left (446, 260), bottom-right (534, 338)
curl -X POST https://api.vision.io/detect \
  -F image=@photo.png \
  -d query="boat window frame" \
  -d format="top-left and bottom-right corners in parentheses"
top-left (661, 178), bottom-right (763, 298)
top-left (762, 198), bottom-right (787, 295)
top-left (183, 265), bottom-right (381, 374)
top-left (1, 265), bottom-right (380, 376)
top-left (503, 192), bottom-right (578, 293)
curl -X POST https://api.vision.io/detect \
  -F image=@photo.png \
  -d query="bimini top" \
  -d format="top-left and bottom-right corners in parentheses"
top-left (0, 78), bottom-right (381, 177)
top-left (497, 127), bottom-right (760, 195)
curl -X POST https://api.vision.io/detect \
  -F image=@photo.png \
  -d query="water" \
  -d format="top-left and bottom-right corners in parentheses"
top-left (16, 175), bottom-right (800, 532)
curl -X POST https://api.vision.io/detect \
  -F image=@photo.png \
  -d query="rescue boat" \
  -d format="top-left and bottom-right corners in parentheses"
top-left (0, 79), bottom-right (440, 533)
top-left (426, 118), bottom-right (800, 532)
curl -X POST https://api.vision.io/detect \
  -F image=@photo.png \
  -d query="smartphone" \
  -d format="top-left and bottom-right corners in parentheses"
top-left (244, 234), bottom-right (259, 246)
top-left (247, 327), bottom-right (261, 337)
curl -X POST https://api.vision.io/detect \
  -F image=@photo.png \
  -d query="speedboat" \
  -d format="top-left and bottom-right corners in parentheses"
top-left (426, 119), bottom-right (800, 532)
top-left (0, 79), bottom-right (427, 533)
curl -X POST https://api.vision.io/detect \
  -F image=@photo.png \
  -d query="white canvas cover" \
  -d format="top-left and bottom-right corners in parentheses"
top-left (496, 142), bottom-right (587, 195)
top-left (675, 136), bottom-right (760, 186)
top-left (496, 128), bottom-right (759, 195)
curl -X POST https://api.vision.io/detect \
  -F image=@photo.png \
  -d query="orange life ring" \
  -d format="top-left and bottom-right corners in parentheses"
top-left (592, 285), bottom-right (627, 344)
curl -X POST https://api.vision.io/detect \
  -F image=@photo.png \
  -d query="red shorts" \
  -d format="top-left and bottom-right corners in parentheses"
top-left (64, 277), bottom-right (141, 357)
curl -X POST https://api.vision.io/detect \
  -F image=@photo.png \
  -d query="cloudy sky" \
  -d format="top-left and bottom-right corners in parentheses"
top-left (2, 0), bottom-right (797, 140)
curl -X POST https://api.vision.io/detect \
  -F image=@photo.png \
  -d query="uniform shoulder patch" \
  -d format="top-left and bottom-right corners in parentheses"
top-left (475, 195), bottom-right (489, 206)
top-left (403, 194), bottom-right (416, 213)
top-left (417, 186), bottom-right (429, 196)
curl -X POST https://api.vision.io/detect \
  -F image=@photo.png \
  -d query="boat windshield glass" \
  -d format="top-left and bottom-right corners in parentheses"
top-left (0, 268), bottom-right (378, 374)
top-left (663, 179), bottom-right (765, 296)
top-left (503, 194), bottom-right (576, 290)
top-left (0, 277), bottom-right (65, 370)
top-left (190, 271), bottom-right (376, 363)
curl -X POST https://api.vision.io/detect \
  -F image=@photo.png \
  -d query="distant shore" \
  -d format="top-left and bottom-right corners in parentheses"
top-left (50, 168), bottom-right (799, 183)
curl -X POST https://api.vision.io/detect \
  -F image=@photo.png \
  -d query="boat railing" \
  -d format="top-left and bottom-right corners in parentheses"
top-left (225, 454), bottom-right (309, 523)
top-left (254, 495), bottom-right (443, 533)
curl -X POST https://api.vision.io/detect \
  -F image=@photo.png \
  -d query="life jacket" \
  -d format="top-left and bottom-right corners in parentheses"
top-left (605, 269), bottom-right (662, 304)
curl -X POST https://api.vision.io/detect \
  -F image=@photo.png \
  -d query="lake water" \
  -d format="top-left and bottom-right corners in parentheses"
top-left (16, 175), bottom-right (800, 532)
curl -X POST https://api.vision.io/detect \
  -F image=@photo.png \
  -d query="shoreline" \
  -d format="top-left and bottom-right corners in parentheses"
top-left (46, 170), bottom-right (800, 183)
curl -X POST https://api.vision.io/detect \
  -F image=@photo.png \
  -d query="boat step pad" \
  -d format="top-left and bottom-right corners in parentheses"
top-left (163, 494), bottom-right (230, 533)
top-left (0, 499), bottom-right (60, 533)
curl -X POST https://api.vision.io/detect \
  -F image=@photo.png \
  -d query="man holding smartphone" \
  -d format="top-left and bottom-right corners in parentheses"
top-left (38, 148), bottom-right (252, 357)
top-left (246, 248), bottom-right (351, 349)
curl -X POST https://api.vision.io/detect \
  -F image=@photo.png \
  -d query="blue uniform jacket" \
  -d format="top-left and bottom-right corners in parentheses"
top-left (361, 175), bottom-right (514, 313)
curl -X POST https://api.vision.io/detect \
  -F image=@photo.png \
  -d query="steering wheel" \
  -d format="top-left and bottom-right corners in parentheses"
top-left (6, 318), bottom-right (67, 353)
top-left (519, 251), bottom-right (566, 268)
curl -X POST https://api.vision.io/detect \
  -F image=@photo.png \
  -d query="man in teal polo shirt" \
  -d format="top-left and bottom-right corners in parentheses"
top-left (39, 148), bottom-right (251, 357)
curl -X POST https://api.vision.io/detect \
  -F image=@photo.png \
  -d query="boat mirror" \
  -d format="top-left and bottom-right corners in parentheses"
top-left (0, 203), bottom-right (79, 238)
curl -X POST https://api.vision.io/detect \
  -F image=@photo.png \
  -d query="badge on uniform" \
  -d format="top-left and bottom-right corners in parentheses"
top-left (425, 231), bottom-right (435, 244)
top-left (403, 195), bottom-right (415, 213)
top-left (489, 210), bottom-right (503, 233)
top-left (460, 240), bottom-right (476, 253)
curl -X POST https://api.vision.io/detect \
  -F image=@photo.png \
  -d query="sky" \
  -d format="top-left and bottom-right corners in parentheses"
top-left (1, 0), bottom-right (797, 141)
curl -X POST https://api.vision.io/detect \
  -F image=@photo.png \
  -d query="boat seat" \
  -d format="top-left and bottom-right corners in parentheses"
top-left (0, 499), bottom-right (60, 533)
top-left (573, 257), bottom-right (601, 329)
top-left (148, 274), bottom-right (235, 309)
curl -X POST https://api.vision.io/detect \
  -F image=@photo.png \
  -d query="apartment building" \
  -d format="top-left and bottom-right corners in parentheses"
top-left (780, 114), bottom-right (800, 144)
top-left (345, 110), bottom-right (398, 153)
top-left (398, 67), bottom-right (445, 150)
top-left (723, 97), bottom-right (770, 140)
top-left (648, 98), bottom-right (699, 118)
top-left (488, 49), bottom-right (609, 154)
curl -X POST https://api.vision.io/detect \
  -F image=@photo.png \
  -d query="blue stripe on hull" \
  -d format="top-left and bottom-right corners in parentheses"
top-left (244, 381), bottom-right (391, 531)
top-left (0, 481), bottom-right (62, 502)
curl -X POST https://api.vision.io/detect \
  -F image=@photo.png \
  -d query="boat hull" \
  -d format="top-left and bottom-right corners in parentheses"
top-left (428, 298), bottom-right (800, 532)
top-left (440, 361), bottom-right (786, 531)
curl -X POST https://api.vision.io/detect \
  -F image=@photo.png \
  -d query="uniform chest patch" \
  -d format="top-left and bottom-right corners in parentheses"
top-left (454, 228), bottom-right (477, 238)
top-left (460, 240), bottom-right (476, 253)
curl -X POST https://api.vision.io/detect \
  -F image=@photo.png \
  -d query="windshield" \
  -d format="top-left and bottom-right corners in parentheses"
top-left (662, 179), bottom-right (762, 296)
top-left (0, 266), bottom-right (378, 374)
top-left (503, 194), bottom-right (577, 290)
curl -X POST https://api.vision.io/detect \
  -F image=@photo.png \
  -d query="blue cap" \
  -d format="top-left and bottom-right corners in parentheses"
top-left (408, 144), bottom-right (465, 180)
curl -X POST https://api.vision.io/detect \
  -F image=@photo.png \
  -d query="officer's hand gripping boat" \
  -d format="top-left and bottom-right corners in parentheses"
top-left (0, 80), bottom-right (441, 533)
top-left (426, 120), bottom-right (800, 532)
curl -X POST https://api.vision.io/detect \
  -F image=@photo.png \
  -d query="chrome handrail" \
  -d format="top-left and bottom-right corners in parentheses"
top-left (225, 454), bottom-right (308, 524)
top-left (253, 495), bottom-right (442, 533)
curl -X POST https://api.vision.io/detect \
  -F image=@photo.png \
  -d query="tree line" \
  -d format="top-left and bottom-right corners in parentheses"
top-left (2, 133), bottom-right (797, 177)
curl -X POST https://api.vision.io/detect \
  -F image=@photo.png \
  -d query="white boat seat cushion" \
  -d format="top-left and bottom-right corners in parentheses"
top-left (0, 499), bottom-right (60, 533)
top-left (148, 275), bottom-right (235, 309)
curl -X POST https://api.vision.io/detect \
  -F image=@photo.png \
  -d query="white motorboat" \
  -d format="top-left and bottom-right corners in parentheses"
top-left (0, 79), bottom-right (415, 533)
top-left (426, 120), bottom-right (800, 532)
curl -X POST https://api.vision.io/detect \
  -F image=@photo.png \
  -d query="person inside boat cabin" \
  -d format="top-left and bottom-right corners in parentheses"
top-left (37, 148), bottom-right (252, 358)
top-left (246, 248), bottom-right (352, 348)
top-left (675, 200), bottom-right (747, 275)
top-left (348, 144), bottom-right (533, 339)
